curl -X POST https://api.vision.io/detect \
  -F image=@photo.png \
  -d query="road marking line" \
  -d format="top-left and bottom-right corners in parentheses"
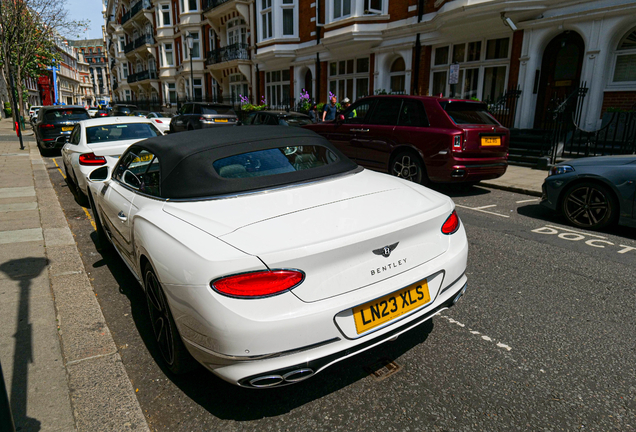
top-left (544, 224), bottom-right (607, 239)
top-left (441, 315), bottom-right (513, 352)
top-left (455, 204), bottom-right (510, 218)
top-left (516, 198), bottom-right (539, 203)
top-left (53, 159), bottom-right (96, 231)
top-left (473, 205), bottom-right (497, 210)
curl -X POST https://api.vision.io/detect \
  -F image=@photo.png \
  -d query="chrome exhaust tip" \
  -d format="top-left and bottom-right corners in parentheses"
top-left (283, 368), bottom-right (314, 383)
top-left (249, 375), bottom-right (284, 388)
top-left (453, 284), bottom-right (467, 305)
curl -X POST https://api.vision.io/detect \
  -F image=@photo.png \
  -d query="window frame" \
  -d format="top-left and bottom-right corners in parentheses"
top-left (328, 56), bottom-right (370, 101)
top-left (608, 27), bottom-right (636, 89)
top-left (430, 36), bottom-right (511, 101)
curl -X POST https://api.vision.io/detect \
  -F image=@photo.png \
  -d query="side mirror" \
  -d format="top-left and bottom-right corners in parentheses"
top-left (88, 166), bottom-right (111, 182)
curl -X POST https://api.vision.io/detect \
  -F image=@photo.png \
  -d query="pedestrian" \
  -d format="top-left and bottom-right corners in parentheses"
top-left (308, 103), bottom-right (318, 123)
top-left (322, 96), bottom-right (338, 122)
top-left (341, 97), bottom-right (356, 118)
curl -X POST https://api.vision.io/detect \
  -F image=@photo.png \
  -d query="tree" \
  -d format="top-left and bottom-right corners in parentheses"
top-left (0, 0), bottom-right (87, 120)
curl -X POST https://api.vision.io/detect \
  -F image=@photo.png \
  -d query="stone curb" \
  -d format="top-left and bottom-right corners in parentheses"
top-left (31, 140), bottom-right (149, 431)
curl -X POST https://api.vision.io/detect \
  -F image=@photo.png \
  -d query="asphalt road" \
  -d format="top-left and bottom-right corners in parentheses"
top-left (45, 155), bottom-right (636, 431)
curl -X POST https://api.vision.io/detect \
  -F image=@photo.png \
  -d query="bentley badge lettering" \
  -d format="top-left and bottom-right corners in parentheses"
top-left (373, 242), bottom-right (399, 258)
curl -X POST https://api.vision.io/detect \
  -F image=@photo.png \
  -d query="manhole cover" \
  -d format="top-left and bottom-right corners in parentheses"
top-left (364, 358), bottom-right (402, 382)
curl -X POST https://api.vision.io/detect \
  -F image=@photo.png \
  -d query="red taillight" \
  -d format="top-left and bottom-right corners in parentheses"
top-left (39, 124), bottom-right (55, 129)
top-left (79, 153), bottom-right (107, 166)
top-left (441, 210), bottom-right (460, 235)
top-left (211, 270), bottom-right (304, 298)
top-left (154, 119), bottom-right (163, 123)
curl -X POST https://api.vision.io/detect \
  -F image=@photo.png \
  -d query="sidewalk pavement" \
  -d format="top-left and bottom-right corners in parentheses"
top-left (0, 119), bottom-right (148, 431)
top-left (481, 164), bottom-right (547, 197)
top-left (0, 118), bottom-right (548, 431)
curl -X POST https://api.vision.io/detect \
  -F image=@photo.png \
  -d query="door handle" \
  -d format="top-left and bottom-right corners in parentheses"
top-left (351, 128), bottom-right (369, 132)
top-left (117, 211), bottom-right (127, 221)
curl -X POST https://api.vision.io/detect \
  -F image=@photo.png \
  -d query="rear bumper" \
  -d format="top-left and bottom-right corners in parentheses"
top-left (429, 158), bottom-right (508, 183)
top-left (180, 266), bottom-right (468, 387)
top-left (40, 133), bottom-right (71, 149)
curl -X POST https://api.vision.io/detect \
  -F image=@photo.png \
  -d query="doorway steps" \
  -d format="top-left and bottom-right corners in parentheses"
top-left (508, 128), bottom-right (552, 167)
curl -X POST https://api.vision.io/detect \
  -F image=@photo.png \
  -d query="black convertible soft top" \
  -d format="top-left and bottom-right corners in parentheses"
top-left (132, 126), bottom-right (359, 199)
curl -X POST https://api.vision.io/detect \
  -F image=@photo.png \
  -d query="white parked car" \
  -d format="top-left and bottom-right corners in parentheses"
top-left (62, 117), bottom-right (162, 202)
top-left (87, 107), bottom-right (99, 117)
top-left (86, 127), bottom-right (468, 388)
top-left (146, 112), bottom-right (173, 134)
top-left (29, 105), bottom-right (42, 122)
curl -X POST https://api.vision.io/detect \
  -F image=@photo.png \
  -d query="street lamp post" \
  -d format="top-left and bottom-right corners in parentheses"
top-left (186, 34), bottom-right (194, 101)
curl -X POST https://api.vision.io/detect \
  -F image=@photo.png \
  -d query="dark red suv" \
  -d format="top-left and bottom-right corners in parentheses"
top-left (303, 95), bottom-right (509, 185)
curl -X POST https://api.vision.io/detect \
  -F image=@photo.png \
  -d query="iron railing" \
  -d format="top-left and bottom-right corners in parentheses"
top-left (134, 34), bottom-right (155, 48)
top-left (205, 43), bottom-right (249, 66)
top-left (202, 0), bottom-right (231, 13)
top-left (127, 70), bottom-right (158, 84)
top-left (121, 0), bottom-right (151, 24)
top-left (123, 41), bottom-right (135, 53)
top-left (484, 86), bottom-right (522, 129)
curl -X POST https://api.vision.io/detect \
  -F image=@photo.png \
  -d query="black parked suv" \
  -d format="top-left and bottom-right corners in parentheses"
top-left (243, 110), bottom-right (313, 127)
top-left (110, 104), bottom-right (138, 116)
top-left (35, 106), bottom-right (90, 153)
top-left (169, 102), bottom-right (238, 133)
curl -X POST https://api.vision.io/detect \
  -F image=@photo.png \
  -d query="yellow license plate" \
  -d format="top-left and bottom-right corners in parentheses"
top-left (481, 136), bottom-right (501, 146)
top-left (214, 118), bottom-right (228, 123)
top-left (61, 126), bottom-right (73, 131)
top-left (353, 279), bottom-right (431, 334)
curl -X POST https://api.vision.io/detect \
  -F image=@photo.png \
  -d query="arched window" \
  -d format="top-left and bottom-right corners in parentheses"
top-left (612, 28), bottom-right (636, 84)
top-left (389, 57), bottom-right (406, 94)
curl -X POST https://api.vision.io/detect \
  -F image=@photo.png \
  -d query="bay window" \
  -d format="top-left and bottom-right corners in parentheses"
top-left (261, 0), bottom-right (272, 40)
top-left (329, 57), bottom-right (369, 101)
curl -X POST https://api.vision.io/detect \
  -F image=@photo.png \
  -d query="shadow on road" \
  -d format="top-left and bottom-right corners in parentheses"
top-left (430, 183), bottom-right (493, 198)
top-left (517, 203), bottom-right (636, 240)
top-left (0, 257), bottom-right (49, 432)
top-left (89, 233), bottom-right (436, 421)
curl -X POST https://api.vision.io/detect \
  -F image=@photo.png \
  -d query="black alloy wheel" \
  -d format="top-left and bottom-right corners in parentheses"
top-left (144, 264), bottom-right (196, 374)
top-left (390, 151), bottom-right (425, 184)
top-left (561, 181), bottom-right (617, 230)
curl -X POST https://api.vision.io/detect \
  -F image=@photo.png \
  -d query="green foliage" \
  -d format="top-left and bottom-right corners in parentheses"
top-left (240, 103), bottom-right (269, 112)
top-left (606, 107), bottom-right (635, 113)
top-left (375, 89), bottom-right (388, 95)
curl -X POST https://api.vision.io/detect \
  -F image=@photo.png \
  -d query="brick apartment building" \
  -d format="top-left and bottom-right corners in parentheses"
top-left (104, 0), bottom-right (636, 130)
top-left (70, 39), bottom-right (112, 106)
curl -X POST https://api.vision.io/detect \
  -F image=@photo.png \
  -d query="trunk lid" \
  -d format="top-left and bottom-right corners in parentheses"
top-left (88, 139), bottom-right (142, 157)
top-left (162, 171), bottom-right (454, 302)
top-left (220, 185), bottom-right (453, 302)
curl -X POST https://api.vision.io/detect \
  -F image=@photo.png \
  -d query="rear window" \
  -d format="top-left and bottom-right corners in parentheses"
top-left (115, 107), bottom-right (134, 114)
top-left (86, 123), bottom-right (161, 144)
top-left (440, 101), bottom-right (498, 125)
top-left (213, 145), bottom-right (339, 179)
top-left (44, 109), bottom-right (89, 122)
top-left (279, 116), bottom-right (313, 127)
top-left (201, 106), bottom-right (236, 115)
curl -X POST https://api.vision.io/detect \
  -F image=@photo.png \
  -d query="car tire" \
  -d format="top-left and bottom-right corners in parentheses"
top-left (169, 125), bottom-right (175, 134)
top-left (390, 151), bottom-right (428, 185)
top-left (87, 191), bottom-right (112, 250)
top-left (64, 160), bottom-right (89, 207)
top-left (144, 263), bottom-right (197, 375)
top-left (560, 181), bottom-right (617, 230)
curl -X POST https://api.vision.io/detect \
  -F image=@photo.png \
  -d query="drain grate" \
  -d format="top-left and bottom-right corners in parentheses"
top-left (364, 358), bottom-right (402, 381)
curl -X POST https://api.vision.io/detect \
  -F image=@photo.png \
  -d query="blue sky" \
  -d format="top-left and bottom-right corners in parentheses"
top-left (65, 0), bottom-right (105, 40)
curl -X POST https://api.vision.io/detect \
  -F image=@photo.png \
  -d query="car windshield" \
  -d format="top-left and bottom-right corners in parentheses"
top-left (279, 117), bottom-right (313, 127)
top-left (213, 145), bottom-right (339, 179)
top-left (44, 109), bottom-right (89, 122)
top-left (86, 123), bottom-right (160, 144)
top-left (201, 106), bottom-right (236, 115)
top-left (440, 101), bottom-right (498, 125)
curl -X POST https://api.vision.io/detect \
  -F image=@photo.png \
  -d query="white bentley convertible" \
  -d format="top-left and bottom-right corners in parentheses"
top-left (86, 127), bottom-right (468, 388)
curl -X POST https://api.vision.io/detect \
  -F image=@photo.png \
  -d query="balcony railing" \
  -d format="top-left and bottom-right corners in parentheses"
top-left (134, 34), bottom-right (155, 48)
top-left (127, 69), bottom-right (158, 84)
top-left (205, 43), bottom-right (249, 66)
top-left (124, 41), bottom-right (135, 53)
top-left (121, 0), bottom-right (151, 24)
top-left (202, 0), bottom-right (231, 13)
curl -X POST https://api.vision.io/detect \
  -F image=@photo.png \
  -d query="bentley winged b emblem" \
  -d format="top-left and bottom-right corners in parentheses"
top-left (373, 242), bottom-right (399, 258)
